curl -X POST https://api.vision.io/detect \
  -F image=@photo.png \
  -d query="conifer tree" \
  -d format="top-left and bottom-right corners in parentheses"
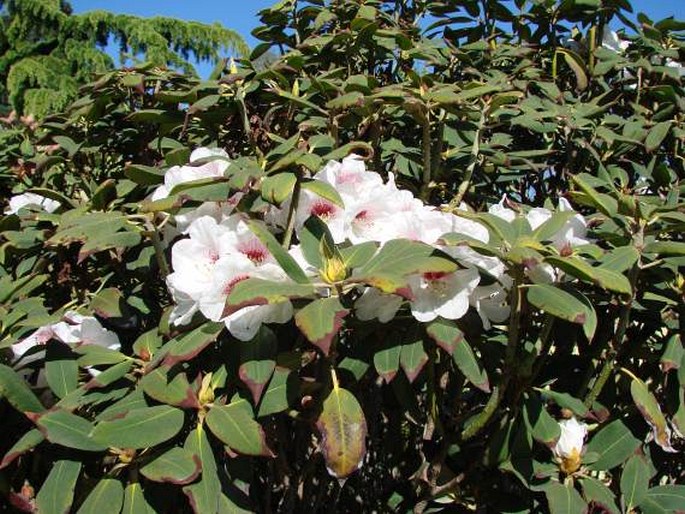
top-left (0, 0), bottom-right (248, 117)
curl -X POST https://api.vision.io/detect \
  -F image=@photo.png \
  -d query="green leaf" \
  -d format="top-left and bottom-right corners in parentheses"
top-left (630, 377), bottom-right (674, 452)
top-left (75, 345), bottom-right (128, 367)
top-left (140, 447), bottom-right (201, 485)
top-left (571, 174), bottom-right (617, 218)
top-left (261, 173), bottom-right (296, 205)
top-left (84, 360), bottom-right (133, 389)
top-left (523, 395), bottom-right (561, 446)
top-left (246, 220), bottom-right (310, 284)
top-left (33, 409), bottom-right (106, 452)
top-left (661, 335), bottom-right (683, 372)
top-left (340, 242), bottom-right (378, 270)
top-left (621, 455), bottom-right (650, 511)
top-left (316, 385), bottom-right (367, 479)
top-left (639, 485), bottom-right (685, 514)
top-left (45, 342), bottom-right (79, 399)
top-left (526, 284), bottom-right (590, 325)
top-left (188, 94), bottom-right (221, 113)
top-left (295, 297), bottom-right (349, 355)
top-left (91, 405), bottom-right (184, 449)
top-left (373, 341), bottom-right (402, 384)
top-left (125, 164), bottom-right (165, 186)
top-left (544, 482), bottom-right (587, 514)
top-left (257, 367), bottom-right (297, 417)
top-left (205, 401), bottom-right (272, 456)
top-left (354, 239), bottom-right (456, 297)
top-left (225, 278), bottom-right (315, 314)
top-left (90, 287), bottom-right (124, 318)
top-left (426, 318), bottom-right (464, 355)
top-left (132, 329), bottom-right (163, 361)
top-left (140, 367), bottom-right (198, 408)
top-left (122, 481), bottom-right (154, 514)
top-left (77, 479), bottom-right (124, 514)
top-left (453, 338), bottom-right (490, 392)
top-left (298, 215), bottom-right (334, 269)
top-left (326, 91), bottom-right (365, 110)
top-left (645, 121), bottom-right (671, 152)
top-left (599, 246), bottom-right (639, 273)
top-left (239, 333), bottom-right (276, 404)
top-left (545, 256), bottom-right (632, 295)
top-left (0, 363), bottom-right (44, 413)
top-left (183, 425), bottom-right (221, 514)
top-left (579, 477), bottom-right (619, 514)
top-left (556, 48), bottom-right (588, 90)
top-left (586, 419), bottom-right (641, 471)
top-left (301, 179), bottom-right (345, 208)
top-left (536, 388), bottom-right (589, 418)
top-left (400, 339), bottom-right (428, 383)
top-left (35, 460), bottom-right (82, 514)
top-left (0, 429), bottom-right (44, 469)
top-left (163, 322), bottom-right (223, 367)
top-left (643, 241), bottom-right (685, 256)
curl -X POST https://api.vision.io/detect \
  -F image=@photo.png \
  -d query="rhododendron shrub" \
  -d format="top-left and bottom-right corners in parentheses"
top-left (1, 1), bottom-right (684, 513)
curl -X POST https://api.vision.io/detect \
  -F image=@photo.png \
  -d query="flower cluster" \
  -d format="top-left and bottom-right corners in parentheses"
top-left (162, 151), bottom-right (589, 341)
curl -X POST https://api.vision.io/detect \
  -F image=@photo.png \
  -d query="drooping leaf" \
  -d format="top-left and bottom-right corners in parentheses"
top-left (261, 172), bottom-right (296, 205)
top-left (140, 367), bottom-right (198, 408)
top-left (162, 322), bottom-right (223, 366)
top-left (544, 256), bottom-right (631, 295)
top-left (400, 339), bottom-right (428, 383)
top-left (580, 477), bottom-right (619, 514)
top-left (140, 447), bottom-right (201, 485)
top-left (239, 333), bottom-right (276, 404)
top-left (630, 378), bottom-right (674, 452)
top-left (76, 479), bottom-right (124, 514)
top-left (45, 342), bottom-right (79, 399)
top-left (373, 341), bottom-right (402, 383)
top-left (257, 367), bottom-right (298, 417)
top-left (225, 278), bottom-right (315, 314)
top-left (452, 338), bottom-right (490, 392)
top-left (526, 284), bottom-right (589, 325)
top-left (91, 405), bottom-right (185, 449)
top-left (205, 401), bottom-right (272, 456)
top-left (122, 481), bottom-right (154, 514)
top-left (0, 429), bottom-right (44, 469)
top-left (644, 121), bottom-right (671, 152)
top-left (426, 318), bottom-right (464, 355)
top-left (35, 460), bottom-right (82, 514)
top-left (523, 395), bottom-right (561, 447)
top-left (294, 297), bottom-right (349, 355)
top-left (536, 388), bottom-right (589, 418)
top-left (316, 384), bottom-right (367, 479)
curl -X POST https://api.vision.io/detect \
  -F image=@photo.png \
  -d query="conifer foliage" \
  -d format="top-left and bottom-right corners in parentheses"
top-left (0, 0), bottom-right (248, 117)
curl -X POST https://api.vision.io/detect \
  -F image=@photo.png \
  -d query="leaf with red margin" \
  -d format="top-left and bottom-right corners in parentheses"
top-left (630, 377), bottom-right (675, 452)
top-left (140, 447), bottom-right (201, 485)
top-left (183, 426), bottom-right (220, 514)
top-left (162, 322), bottom-right (223, 367)
top-left (31, 409), bottom-right (106, 452)
top-left (426, 318), bottom-right (464, 355)
top-left (205, 400), bottom-right (273, 457)
top-left (373, 340), bottom-right (401, 383)
top-left (295, 297), bottom-right (349, 355)
top-left (140, 367), bottom-right (199, 409)
top-left (84, 360), bottom-right (133, 390)
top-left (239, 334), bottom-right (277, 405)
top-left (400, 340), bottom-right (428, 383)
top-left (224, 279), bottom-right (316, 316)
top-left (0, 363), bottom-right (45, 413)
top-left (453, 339), bottom-right (490, 393)
top-left (0, 429), bottom-right (44, 469)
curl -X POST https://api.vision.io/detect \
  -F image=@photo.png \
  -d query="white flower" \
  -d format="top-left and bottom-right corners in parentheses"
top-left (408, 268), bottom-right (480, 323)
top-left (470, 280), bottom-right (511, 329)
top-left (151, 147), bottom-right (229, 202)
top-left (601, 29), bottom-right (629, 53)
top-left (6, 192), bottom-right (60, 214)
top-left (553, 417), bottom-right (588, 473)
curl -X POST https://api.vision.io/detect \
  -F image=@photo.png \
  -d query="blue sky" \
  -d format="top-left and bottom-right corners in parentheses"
top-left (71, 0), bottom-right (685, 75)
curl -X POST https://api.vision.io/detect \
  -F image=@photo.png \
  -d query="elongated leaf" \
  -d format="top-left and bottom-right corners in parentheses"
top-left (141, 447), bottom-right (201, 485)
top-left (526, 284), bottom-right (588, 325)
top-left (0, 429), bottom-right (44, 469)
top-left (599, 246), bottom-right (639, 273)
top-left (122, 481), bottom-right (154, 514)
top-left (580, 477), bottom-right (619, 514)
top-left (85, 360), bottom-right (133, 390)
top-left (295, 297), bottom-right (349, 355)
top-left (90, 287), bottom-right (124, 318)
top-left (247, 220), bottom-right (309, 284)
top-left (225, 278), bottom-right (315, 314)
top-left (163, 322), bottom-right (223, 366)
top-left (206, 401), bottom-right (272, 456)
top-left (545, 256), bottom-right (631, 295)
top-left (340, 242), bottom-right (378, 270)
top-left (239, 333), bottom-right (276, 404)
top-left (183, 426), bottom-right (220, 514)
top-left (0, 363), bottom-right (44, 413)
top-left (643, 241), bottom-right (685, 256)
top-left (537, 389), bottom-right (589, 417)
top-left (586, 420), bottom-right (641, 471)
top-left (571, 174), bottom-right (618, 218)
top-left (77, 479), bottom-right (124, 514)
top-left (621, 455), bottom-right (650, 510)
top-left (453, 338), bottom-right (490, 392)
top-left (400, 339), bottom-right (428, 383)
top-left (140, 367), bottom-right (198, 408)
top-left (544, 481), bottom-right (587, 514)
top-left (35, 460), bottom-right (82, 514)
top-left (523, 395), bottom-right (560, 446)
top-left (261, 172), bottom-right (296, 205)
top-left (645, 121), bottom-right (671, 152)
top-left (373, 343), bottom-right (401, 383)
top-left (316, 385), bottom-right (367, 478)
top-left (33, 409), bottom-right (106, 451)
top-left (639, 485), bottom-right (685, 514)
top-left (45, 342), bottom-right (78, 399)
top-left (91, 405), bottom-right (184, 449)
top-left (426, 318), bottom-right (464, 355)
top-left (301, 179), bottom-right (345, 208)
top-left (630, 378), bottom-right (674, 452)
top-left (257, 367), bottom-right (297, 417)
